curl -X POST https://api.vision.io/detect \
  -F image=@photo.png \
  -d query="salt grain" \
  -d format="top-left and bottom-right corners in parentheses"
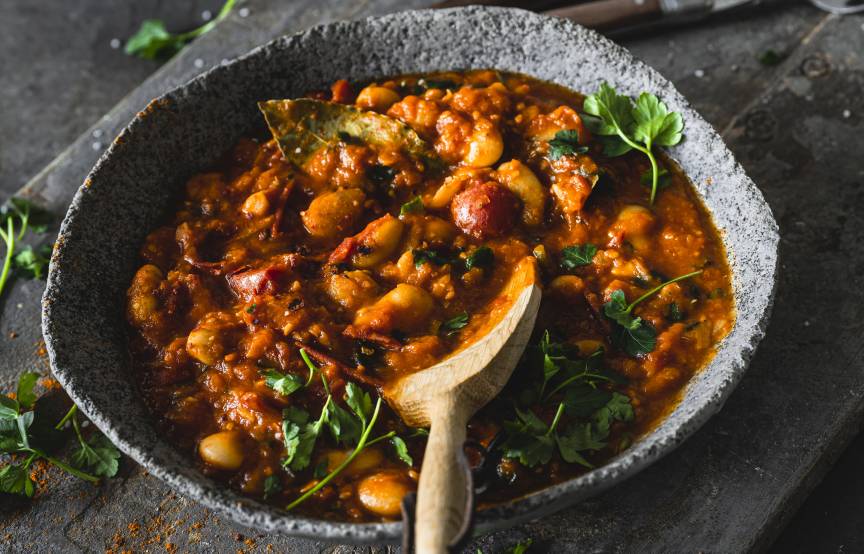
top-left (843, 109), bottom-right (852, 119)
top-left (201, 9), bottom-right (213, 21)
top-left (694, 69), bottom-right (705, 78)
top-left (109, 38), bottom-right (121, 49)
top-left (91, 142), bottom-right (102, 151)
top-left (92, 129), bottom-right (103, 138)
top-left (239, 7), bottom-right (250, 17)
top-left (194, 58), bottom-right (204, 69)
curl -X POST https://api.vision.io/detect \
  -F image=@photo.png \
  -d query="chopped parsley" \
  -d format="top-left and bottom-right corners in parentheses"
top-left (547, 130), bottom-right (588, 160)
top-left (399, 196), bottom-right (424, 216)
top-left (560, 244), bottom-right (597, 270)
top-left (603, 270), bottom-right (702, 357)
top-left (440, 312), bottom-right (469, 336)
top-left (465, 246), bottom-right (494, 270)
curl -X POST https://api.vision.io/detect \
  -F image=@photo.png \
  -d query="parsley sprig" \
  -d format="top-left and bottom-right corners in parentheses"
top-left (499, 332), bottom-right (633, 469)
top-left (582, 82), bottom-right (684, 204)
top-left (125, 0), bottom-right (236, 61)
top-left (603, 270), bottom-right (702, 357)
top-left (282, 349), bottom-right (415, 510)
top-left (0, 198), bottom-right (53, 299)
top-left (1, 375), bottom-right (120, 497)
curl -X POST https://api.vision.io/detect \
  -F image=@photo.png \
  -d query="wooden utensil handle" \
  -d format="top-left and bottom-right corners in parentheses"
top-left (545, 0), bottom-right (663, 30)
top-left (414, 397), bottom-right (472, 553)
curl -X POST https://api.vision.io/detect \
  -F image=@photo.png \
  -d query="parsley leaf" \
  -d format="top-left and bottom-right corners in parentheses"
top-left (0, 395), bottom-right (19, 420)
top-left (640, 168), bottom-right (672, 191)
top-left (0, 198), bottom-right (53, 299)
top-left (399, 196), bottom-right (425, 216)
top-left (281, 406), bottom-right (324, 472)
top-left (324, 397), bottom-right (363, 447)
top-left (0, 463), bottom-right (35, 498)
top-left (465, 246), bottom-right (494, 271)
top-left (391, 436), bottom-right (413, 466)
top-left (263, 369), bottom-right (304, 397)
top-left (603, 271), bottom-right (701, 357)
top-left (547, 130), bottom-right (588, 160)
top-left (13, 245), bottom-right (51, 279)
top-left (412, 248), bottom-right (454, 268)
top-left (758, 49), bottom-right (784, 66)
top-left (441, 312), bottom-right (469, 336)
top-left (500, 407), bottom-right (557, 467)
top-left (583, 82), bottom-right (684, 204)
top-left (263, 475), bottom-right (282, 500)
top-left (70, 433), bottom-right (121, 478)
top-left (345, 382), bottom-right (373, 428)
top-left (560, 244), bottom-right (597, 270)
top-left (15, 373), bottom-right (39, 411)
top-left (125, 0), bottom-right (236, 61)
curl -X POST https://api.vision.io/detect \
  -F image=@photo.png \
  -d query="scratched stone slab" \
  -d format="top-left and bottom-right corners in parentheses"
top-left (2, 2), bottom-right (862, 553)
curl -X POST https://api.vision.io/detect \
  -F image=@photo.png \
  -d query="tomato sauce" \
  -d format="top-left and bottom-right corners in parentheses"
top-left (126, 71), bottom-right (734, 521)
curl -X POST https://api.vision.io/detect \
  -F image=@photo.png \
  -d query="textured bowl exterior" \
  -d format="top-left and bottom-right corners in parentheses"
top-left (41, 6), bottom-right (779, 543)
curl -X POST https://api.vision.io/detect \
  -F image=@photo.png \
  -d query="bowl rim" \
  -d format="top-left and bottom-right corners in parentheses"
top-left (42, 5), bottom-right (779, 543)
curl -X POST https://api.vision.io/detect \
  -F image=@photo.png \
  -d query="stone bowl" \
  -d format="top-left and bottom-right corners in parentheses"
top-left (41, 6), bottom-right (779, 544)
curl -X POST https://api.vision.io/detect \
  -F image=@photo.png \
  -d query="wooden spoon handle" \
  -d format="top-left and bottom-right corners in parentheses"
top-left (414, 397), bottom-right (472, 553)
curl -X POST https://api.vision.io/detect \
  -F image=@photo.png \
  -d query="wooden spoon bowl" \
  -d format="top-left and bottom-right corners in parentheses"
top-left (384, 256), bottom-right (542, 553)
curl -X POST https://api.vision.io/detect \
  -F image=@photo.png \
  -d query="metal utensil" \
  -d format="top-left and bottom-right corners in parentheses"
top-left (810, 0), bottom-right (864, 14)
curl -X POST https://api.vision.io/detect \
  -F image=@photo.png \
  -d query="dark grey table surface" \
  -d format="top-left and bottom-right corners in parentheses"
top-left (2, 1), bottom-right (864, 552)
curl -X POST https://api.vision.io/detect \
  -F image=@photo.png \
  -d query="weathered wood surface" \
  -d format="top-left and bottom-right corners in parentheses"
top-left (1, 1), bottom-right (863, 552)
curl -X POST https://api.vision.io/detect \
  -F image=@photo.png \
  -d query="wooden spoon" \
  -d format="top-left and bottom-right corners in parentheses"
top-left (385, 256), bottom-right (542, 553)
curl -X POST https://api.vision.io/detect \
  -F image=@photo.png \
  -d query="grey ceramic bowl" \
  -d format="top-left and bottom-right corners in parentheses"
top-left (41, 5), bottom-right (779, 544)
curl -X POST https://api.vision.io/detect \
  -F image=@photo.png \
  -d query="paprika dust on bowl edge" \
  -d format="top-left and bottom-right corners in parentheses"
top-left (42, 7), bottom-right (778, 542)
top-left (126, 71), bottom-right (734, 522)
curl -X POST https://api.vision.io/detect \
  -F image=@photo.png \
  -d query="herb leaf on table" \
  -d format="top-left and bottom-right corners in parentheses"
top-left (125, 0), bottom-right (237, 61)
top-left (0, 376), bottom-right (121, 497)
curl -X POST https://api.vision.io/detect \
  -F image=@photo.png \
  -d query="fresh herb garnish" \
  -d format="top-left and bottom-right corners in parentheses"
top-left (582, 82), bottom-right (684, 204)
top-left (13, 245), bottom-right (51, 280)
top-left (603, 270), bottom-right (702, 357)
top-left (1, 376), bottom-right (120, 498)
top-left (245, 303), bottom-right (256, 314)
top-left (263, 475), bottom-right (281, 500)
top-left (412, 248), bottom-right (454, 268)
top-left (283, 350), bottom-right (422, 510)
top-left (0, 198), bottom-right (53, 299)
top-left (560, 244), bottom-right (597, 270)
top-left (465, 246), bottom-right (494, 271)
top-left (390, 435), bottom-right (413, 466)
top-left (547, 130), bottom-right (589, 160)
top-left (125, 0), bottom-right (236, 61)
top-left (758, 49), bottom-right (784, 66)
top-left (399, 196), bottom-right (425, 216)
top-left (640, 168), bottom-right (672, 191)
top-left (440, 312), bottom-right (469, 336)
top-left (263, 369), bottom-right (304, 396)
top-left (499, 332), bottom-right (633, 470)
